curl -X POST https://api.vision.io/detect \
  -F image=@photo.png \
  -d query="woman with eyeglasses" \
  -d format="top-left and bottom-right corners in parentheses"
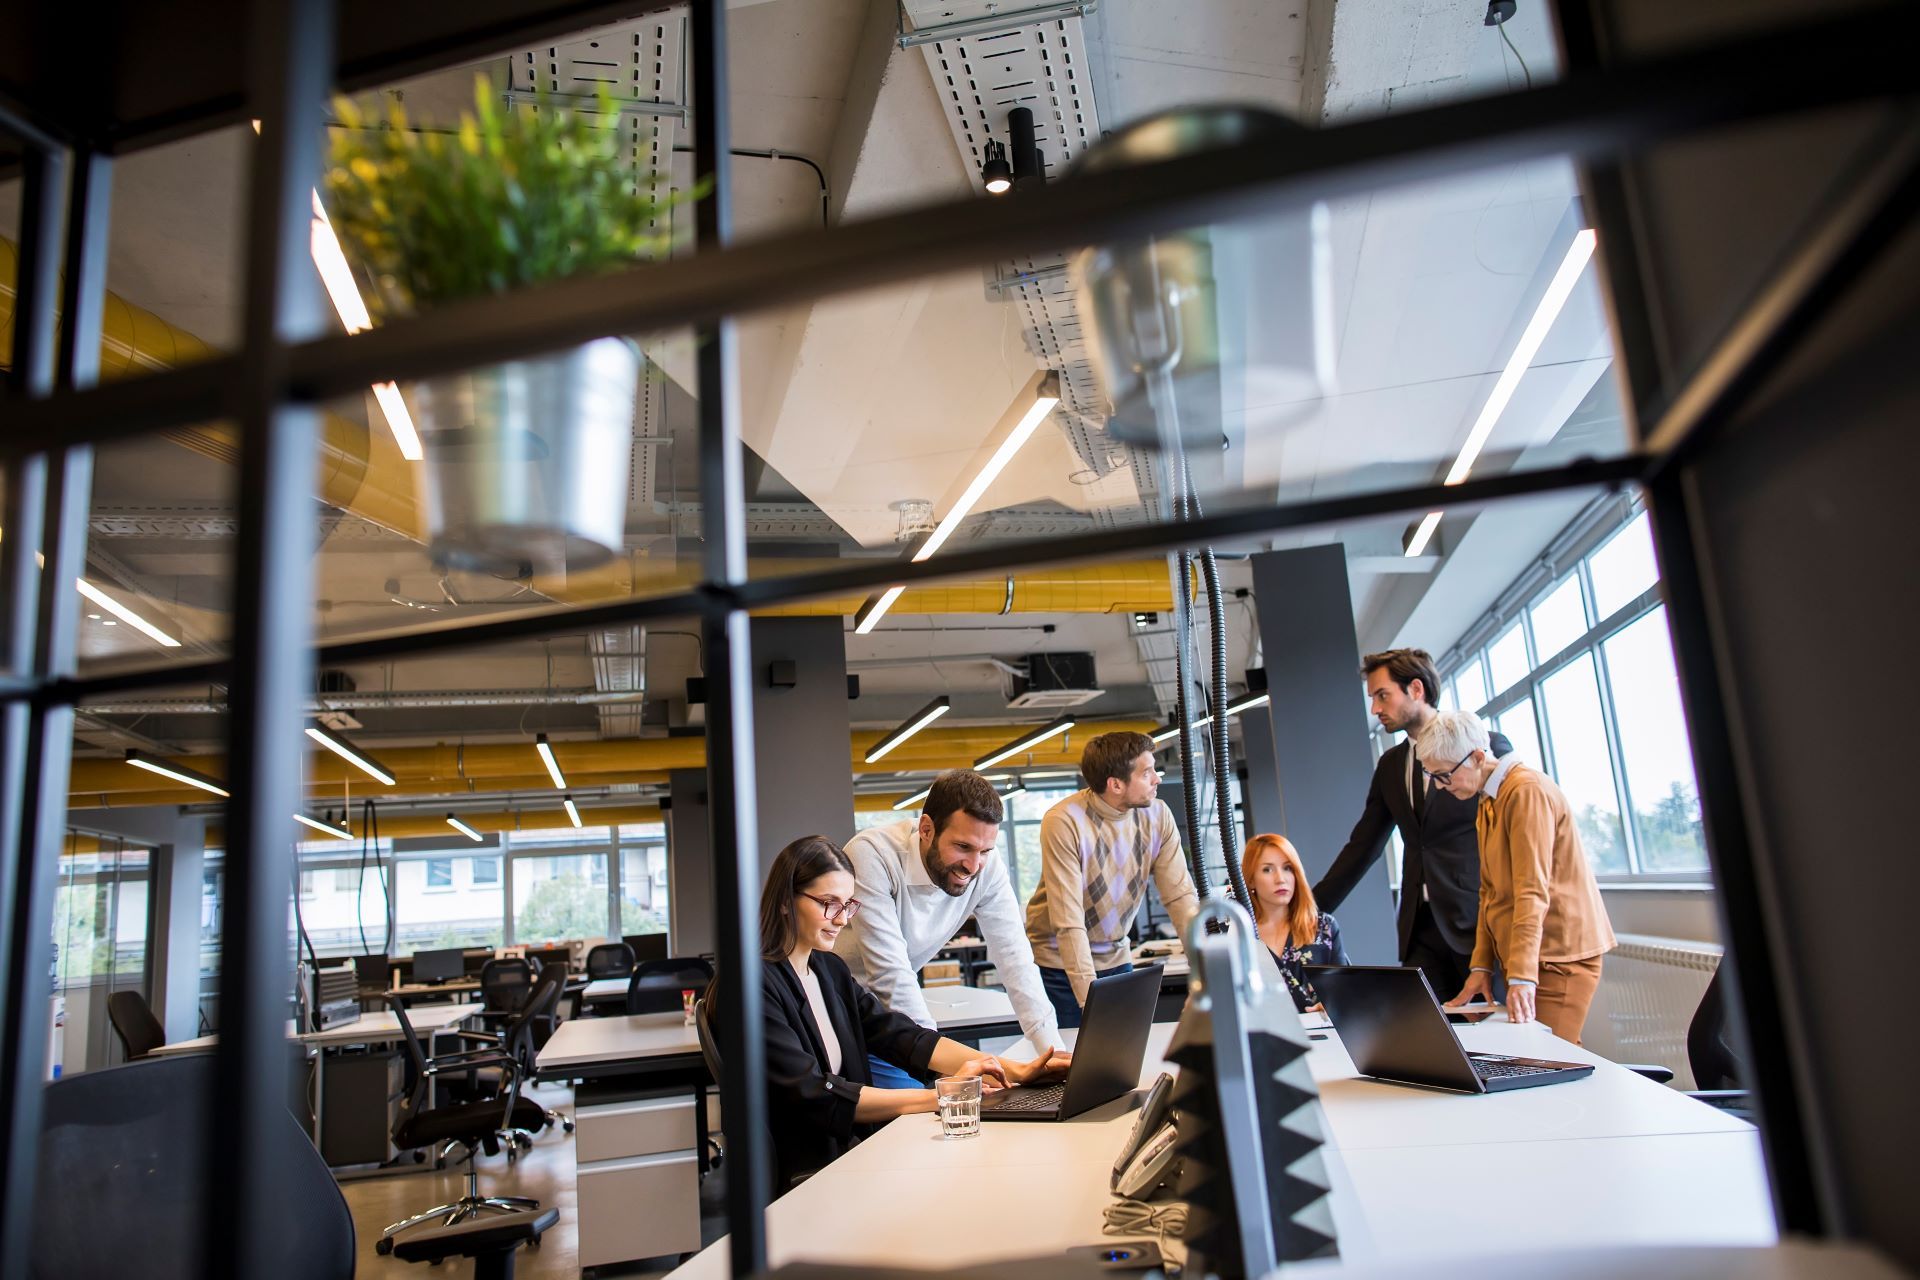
top-left (1414, 710), bottom-right (1617, 1044)
top-left (714, 834), bottom-right (1068, 1190)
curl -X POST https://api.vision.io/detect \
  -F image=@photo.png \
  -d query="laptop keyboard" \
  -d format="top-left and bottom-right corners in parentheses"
top-left (989, 1083), bottom-right (1066, 1111)
top-left (1473, 1060), bottom-right (1559, 1080)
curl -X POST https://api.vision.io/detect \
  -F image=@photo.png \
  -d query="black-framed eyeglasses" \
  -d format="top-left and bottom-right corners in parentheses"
top-left (1423, 751), bottom-right (1476, 786)
top-left (798, 891), bottom-right (862, 923)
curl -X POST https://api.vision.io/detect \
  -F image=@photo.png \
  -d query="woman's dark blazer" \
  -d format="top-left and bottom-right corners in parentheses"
top-left (715, 950), bottom-right (942, 1191)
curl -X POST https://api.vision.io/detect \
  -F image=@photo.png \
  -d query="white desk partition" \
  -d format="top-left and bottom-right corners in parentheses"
top-left (668, 1015), bottom-right (1775, 1278)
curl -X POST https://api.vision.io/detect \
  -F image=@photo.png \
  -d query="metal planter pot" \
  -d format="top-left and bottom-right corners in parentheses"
top-left (415, 337), bottom-right (640, 574)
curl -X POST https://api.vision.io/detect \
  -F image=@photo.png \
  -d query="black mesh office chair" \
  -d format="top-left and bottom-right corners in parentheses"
top-left (31, 1052), bottom-right (355, 1280)
top-left (585, 941), bottom-right (636, 980)
top-left (626, 956), bottom-right (715, 1015)
top-left (478, 957), bottom-right (538, 1032)
top-left (105, 989), bottom-right (167, 1060)
top-left (450, 963), bottom-right (574, 1139)
top-left (377, 994), bottom-right (556, 1255)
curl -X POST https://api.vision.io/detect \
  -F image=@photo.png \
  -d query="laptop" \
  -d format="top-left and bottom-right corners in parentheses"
top-left (1307, 964), bottom-right (1594, 1094)
top-left (981, 966), bottom-right (1161, 1122)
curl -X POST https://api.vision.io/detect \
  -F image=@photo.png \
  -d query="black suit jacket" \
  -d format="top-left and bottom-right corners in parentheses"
top-left (713, 951), bottom-right (941, 1191)
top-left (1312, 730), bottom-right (1512, 959)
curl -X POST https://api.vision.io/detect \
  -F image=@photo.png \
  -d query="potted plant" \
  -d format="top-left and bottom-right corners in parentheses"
top-left (324, 79), bottom-right (696, 574)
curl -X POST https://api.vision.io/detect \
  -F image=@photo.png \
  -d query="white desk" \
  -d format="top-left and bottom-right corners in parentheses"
top-left (152, 1005), bottom-right (479, 1159)
top-left (669, 1014), bottom-right (1774, 1278)
top-left (921, 985), bottom-right (1020, 1038)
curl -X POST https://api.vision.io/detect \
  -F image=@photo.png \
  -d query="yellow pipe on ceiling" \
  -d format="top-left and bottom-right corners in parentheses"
top-left (68, 718), bottom-right (1152, 802)
top-left (205, 801), bottom-right (666, 848)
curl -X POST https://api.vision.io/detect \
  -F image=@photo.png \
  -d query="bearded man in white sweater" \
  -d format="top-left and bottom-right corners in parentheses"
top-left (840, 769), bottom-right (1067, 1088)
top-left (1026, 731), bottom-right (1199, 1027)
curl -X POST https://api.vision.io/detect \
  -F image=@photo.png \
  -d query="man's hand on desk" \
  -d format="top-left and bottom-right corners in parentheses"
top-left (1446, 970), bottom-right (1495, 1010)
top-left (1504, 981), bottom-right (1536, 1025)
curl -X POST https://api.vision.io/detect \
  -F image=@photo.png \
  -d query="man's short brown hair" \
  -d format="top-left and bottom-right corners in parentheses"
top-left (922, 769), bottom-right (1003, 834)
top-left (1360, 648), bottom-right (1441, 708)
top-left (1080, 731), bottom-right (1156, 794)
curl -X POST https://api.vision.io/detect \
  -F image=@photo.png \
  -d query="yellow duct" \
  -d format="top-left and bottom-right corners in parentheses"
top-left (69, 718), bottom-right (1155, 804)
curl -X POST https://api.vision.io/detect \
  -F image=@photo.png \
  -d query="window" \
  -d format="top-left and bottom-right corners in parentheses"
top-left (1486, 624), bottom-right (1530, 698)
top-left (1003, 788), bottom-right (1077, 908)
top-left (1602, 607), bottom-right (1708, 872)
top-left (1494, 697), bottom-right (1544, 773)
top-left (512, 853), bottom-right (609, 944)
top-left (1451, 657), bottom-right (1488, 717)
top-left (425, 858), bottom-right (453, 890)
top-left (1588, 510), bottom-right (1658, 619)
top-left (620, 844), bottom-right (668, 936)
top-left (1530, 574), bottom-right (1587, 661)
top-left (395, 852), bottom-right (502, 953)
top-left (1538, 652), bottom-right (1629, 873)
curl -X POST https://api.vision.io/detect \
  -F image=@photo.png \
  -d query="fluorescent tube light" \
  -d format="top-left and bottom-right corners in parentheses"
top-left (857, 371), bottom-right (1060, 632)
top-left (447, 814), bottom-right (485, 842)
top-left (564, 796), bottom-right (582, 828)
top-left (304, 721), bottom-right (396, 785)
top-left (125, 749), bottom-right (229, 797)
top-left (972, 716), bottom-right (1076, 770)
top-left (294, 813), bottom-right (355, 841)
top-left (1407, 229), bottom-right (1596, 557)
top-left (535, 733), bottom-right (567, 790)
top-left (309, 192), bottom-right (424, 461)
top-left (863, 696), bottom-right (952, 763)
top-left (76, 579), bottom-right (181, 647)
top-left (1151, 691), bottom-right (1273, 744)
top-left (891, 786), bottom-right (933, 812)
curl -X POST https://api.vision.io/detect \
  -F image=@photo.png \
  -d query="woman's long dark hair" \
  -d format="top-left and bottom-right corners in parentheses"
top-left (758, 835), bottom-right (854, 961)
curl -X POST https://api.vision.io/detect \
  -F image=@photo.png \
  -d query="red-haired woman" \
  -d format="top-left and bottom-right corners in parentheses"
top-left (1241, 834), bottom-right (1350, 1011)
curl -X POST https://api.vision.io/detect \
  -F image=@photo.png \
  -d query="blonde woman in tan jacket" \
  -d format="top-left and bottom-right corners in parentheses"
top-left (1414, 710), bottom-right (1616, 1044)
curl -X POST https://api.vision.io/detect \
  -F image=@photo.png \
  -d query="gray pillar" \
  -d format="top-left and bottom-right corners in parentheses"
top-left (665, 769), bottom-right (713, 957)
top-left (1239, 707), bottom-right (1287, 839)
top-left (1248, 544), bottom-right (1396, 963)
top-left (748, 618), bottom-right (856, 861)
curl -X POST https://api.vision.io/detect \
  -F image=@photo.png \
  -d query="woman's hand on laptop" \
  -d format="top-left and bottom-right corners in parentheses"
top-left (952, 1056), bottom-right (1012, 1090)
top-left (1002, 1048), bottom-right (1073, 1086)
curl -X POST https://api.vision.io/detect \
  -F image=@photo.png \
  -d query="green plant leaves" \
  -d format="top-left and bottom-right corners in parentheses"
top-left (322, 75), bottom-right (700, 313)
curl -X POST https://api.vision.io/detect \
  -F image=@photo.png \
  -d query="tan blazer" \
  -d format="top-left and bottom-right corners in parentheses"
top-left (1471, 763), bottom-right (1616, 983)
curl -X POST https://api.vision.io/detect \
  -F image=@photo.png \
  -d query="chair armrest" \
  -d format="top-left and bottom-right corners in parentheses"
top-left (1687, 1089), bottom-right (1751, 1118)
top-left (453, 1030), bottom-right (505, 1046)
top-left (423, 1051), bottom-right (516, 1073)
top-left (1619, 1063), bottom-right (1676, 1084)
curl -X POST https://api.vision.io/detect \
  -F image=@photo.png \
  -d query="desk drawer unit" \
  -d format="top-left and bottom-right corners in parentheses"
top-left (575, 1090), bottom-right (701, 1265)
top-left (575, 1093), bottom-right (697, 1163)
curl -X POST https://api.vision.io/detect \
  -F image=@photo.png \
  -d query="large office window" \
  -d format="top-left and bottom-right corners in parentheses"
top-left (1441, 505), bottom-right (1709, 878)
top-left (1004, 788), bottom-right (1075, 907)
top-left (620, 823), bottom-right (669, 936)
top-left (512, 851), bottom-right (609, 945)
top-left (393, 848), bottom-right (504, 953)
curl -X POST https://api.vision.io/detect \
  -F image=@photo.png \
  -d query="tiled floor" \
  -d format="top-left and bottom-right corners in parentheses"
top-left (337, 1080), bottom-right (727, 1279)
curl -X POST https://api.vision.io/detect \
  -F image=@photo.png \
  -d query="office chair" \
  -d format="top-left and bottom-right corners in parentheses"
top-left (478, 957), bottom-right (538, 1032)
top-left (450, 963), bottom-right (575, 1140)
top-left (105, 989), bottom-right (168, 1061)
top-left (626, 955), bottom-right (715, 1015)
top-left (1623, 964), bottom-right (1751, 1118)
top-left (31, 1052), bottom-right (354, 1279)
top-left (585, 941), bottom-right (636, 980)
top-left (377, 995), bottom-right (556, 1255)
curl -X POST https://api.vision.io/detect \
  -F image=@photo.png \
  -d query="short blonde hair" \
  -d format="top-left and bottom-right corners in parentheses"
top-left (1414, 709), bottom-right (1490, 768)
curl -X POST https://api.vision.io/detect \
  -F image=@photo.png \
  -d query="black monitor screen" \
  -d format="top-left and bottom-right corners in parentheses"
top-left (352, 954), bottom-right (391, 987)
top-left (412, 948), bottom-right (465, 983)
top-left (624, 933), bottom-right (669, 964)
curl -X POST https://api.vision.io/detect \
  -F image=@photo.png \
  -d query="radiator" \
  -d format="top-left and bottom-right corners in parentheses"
top-left (1583, 933), bottom-right (1721, 1091)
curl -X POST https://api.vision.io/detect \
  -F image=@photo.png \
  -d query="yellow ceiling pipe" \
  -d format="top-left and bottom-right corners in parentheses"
top-left (69, 717), bottom-right (1154, 802)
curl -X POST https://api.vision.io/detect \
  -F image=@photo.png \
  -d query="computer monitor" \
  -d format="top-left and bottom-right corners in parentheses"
top-left (411, 947), bottom-right (465, 984)
top-left (623, 932), bottom-right (669, 964)
top-left (528, 945), bottom-right (573, 975)
top-left (352, 953), bottom-right (391, 990)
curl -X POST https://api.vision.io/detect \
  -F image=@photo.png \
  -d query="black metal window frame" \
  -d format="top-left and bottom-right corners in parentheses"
top-left (0, 2), bottom-right (1915, 1272)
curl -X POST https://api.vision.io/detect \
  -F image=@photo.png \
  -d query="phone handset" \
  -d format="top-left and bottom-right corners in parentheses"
top-left (1112, 1072), bottom-right (1180, 1201)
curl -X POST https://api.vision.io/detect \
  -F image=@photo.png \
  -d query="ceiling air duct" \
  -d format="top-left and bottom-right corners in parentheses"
top-left (1072, 106), bottom-right (1335, 451)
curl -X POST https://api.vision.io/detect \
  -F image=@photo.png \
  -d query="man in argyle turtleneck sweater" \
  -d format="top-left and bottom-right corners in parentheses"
top-left (1025, 731), bottom-right (1199, 1027)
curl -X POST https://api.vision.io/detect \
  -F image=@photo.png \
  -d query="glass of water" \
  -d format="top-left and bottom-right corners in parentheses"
top-left (935, 1075), bottom-right (983, 1139)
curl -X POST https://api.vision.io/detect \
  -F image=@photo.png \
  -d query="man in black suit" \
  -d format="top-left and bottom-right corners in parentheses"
top-left (1312, 649), bottom-right (1511, 999)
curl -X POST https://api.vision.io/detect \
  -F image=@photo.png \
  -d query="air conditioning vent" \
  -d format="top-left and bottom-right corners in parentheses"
top-left (1007, 652), bottom-right (1102, 709)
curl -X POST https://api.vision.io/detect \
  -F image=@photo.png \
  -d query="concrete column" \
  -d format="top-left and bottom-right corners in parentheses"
top-left (747, 618), bottom-right (856, 861)
top-left (665, 769), bottom-right (713, 957)
top-left (1248, 544), bottom-right (1396, 963)
top-left (1238, 706), bottom-right (1288, 839)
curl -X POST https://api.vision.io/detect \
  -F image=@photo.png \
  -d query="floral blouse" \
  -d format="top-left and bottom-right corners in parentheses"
top-left (1264, 913), bottom-right (1349, 1011)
